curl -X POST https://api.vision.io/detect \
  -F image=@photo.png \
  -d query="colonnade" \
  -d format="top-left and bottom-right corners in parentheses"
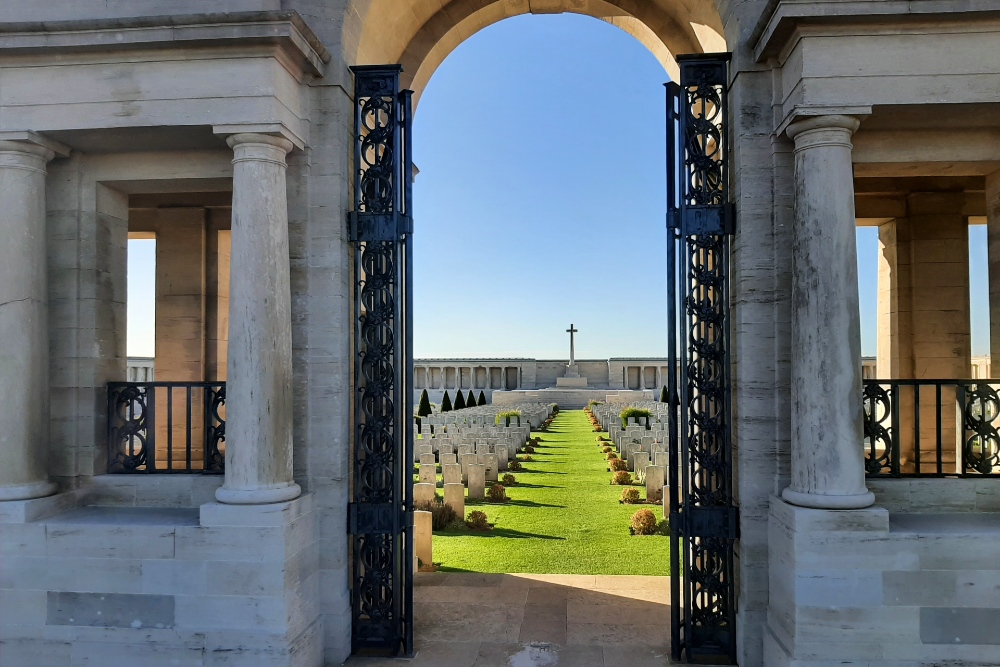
top-left (414, 365), bottom-right (521, 391)
top-left (0, 131), bottom-right (301, 506)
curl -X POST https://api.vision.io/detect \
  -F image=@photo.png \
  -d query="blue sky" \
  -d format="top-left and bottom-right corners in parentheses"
top-left (126, 13), bottom-right (990, 360)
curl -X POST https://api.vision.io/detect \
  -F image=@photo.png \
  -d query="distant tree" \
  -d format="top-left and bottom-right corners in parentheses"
top-left (659, 385), bottom-right (668, 403)
top-left (454, 391), bottom-right (466, 410)
top-left (467, 390), bottom-right (476, 407)
top-left (478, 390), bottom-right (487, 406)
top-left (440, 391), bottom-right (452, 412)
top-left (417, 389), bottom-right (432, 417)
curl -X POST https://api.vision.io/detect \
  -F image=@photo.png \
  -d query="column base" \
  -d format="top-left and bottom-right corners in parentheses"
top-left (0, 479), bottom-right (57, 502)
top-left (215, 481), bottom-right (301, 505)
top-left (781, 487), bottom-right (875, 509)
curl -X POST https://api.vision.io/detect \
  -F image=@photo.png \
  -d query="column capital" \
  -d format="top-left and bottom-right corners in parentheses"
top-left (0, 131), bottom-right (70, 169)
top-left (786, 114), bottom-right (861, 146)
top-left (214, 123), bottom-right (303, 150)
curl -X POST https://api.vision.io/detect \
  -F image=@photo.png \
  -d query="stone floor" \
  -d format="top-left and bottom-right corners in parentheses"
top-left (344, 572), bottom-right (678, 666)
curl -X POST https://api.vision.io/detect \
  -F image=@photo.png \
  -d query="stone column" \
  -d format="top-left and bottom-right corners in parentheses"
top-left (783, 115), bottom-right (874, 510)
top-left (988, 171), bottom-right (1000, 373)
top-left (0, 137), bottom-right (59, 501)
top-left (215, 133), bottom-right (301, 505)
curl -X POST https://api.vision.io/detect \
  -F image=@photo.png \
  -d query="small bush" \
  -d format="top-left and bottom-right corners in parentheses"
top-left (620, 488), bottom-right (641, 504)
top-left (415, 499), bottom-right (457, 531)
top-left (520, 455), bottom-right (533, 462)
top-left (501, 473), bottom-right (517, 486)
top-left (478, 390), bottom-right (487, 406)
top-left (612, 470), bottom-right (633, 485)
top-left (454, 391), bottom-right (466, 410)
top-left (496, 409), bottom-right (522, 426)
top-left (610, 458), bottom-right (628, 472)
top-left (656, 518), bottom-right (670, 536)
top-left (602, 446), bottom-right (613, 454)
top-left (619, 407), bottom-right (652, 429)
top-left (417, 389), bottom-right (432, 418)
top-left (508, 460), bottom-right (523, 471)
top-left (440, 391), bottom-right (452, 412)
top-left (466, 510), bottom-right (490, 531)
top-left (523, 445), bottom-right (535, 454)
top-left (486, 484), bottom-right (508, 503)
top-left (606, 451), bottom-right (618, 460)
top-left (659, 385), bottom-right (669, 403)
top-left (467, 390), bottom-right (476, 408)
top-left (630, 509), bottom-right (658, 535)
top-left (587, 399), bottom-right (604, 407)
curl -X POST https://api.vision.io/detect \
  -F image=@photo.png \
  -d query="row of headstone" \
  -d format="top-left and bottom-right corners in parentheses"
top-left (416, 442), bottom-right (514, 463)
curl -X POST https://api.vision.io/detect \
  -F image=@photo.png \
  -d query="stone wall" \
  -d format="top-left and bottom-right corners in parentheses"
top-left (765, 500), bottom-right (1000, 666)
top-left (0, 491), bottom-right (322, 667)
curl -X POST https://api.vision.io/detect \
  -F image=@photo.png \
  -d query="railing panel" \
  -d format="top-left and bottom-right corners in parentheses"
top-left (863, 379), bottom-right (1000, 478)
top-left (107, 382), bottom-right (226, 474)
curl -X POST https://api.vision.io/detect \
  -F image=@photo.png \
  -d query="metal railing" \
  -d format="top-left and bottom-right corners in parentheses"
top-left (863, 379), bottom-right (1000, 477)
top-left (107, 382), bottom-right (226, 473)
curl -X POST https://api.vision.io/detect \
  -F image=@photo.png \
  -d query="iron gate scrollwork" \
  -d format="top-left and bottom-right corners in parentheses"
top-left (666, 53), bottom-right (738, 664)
top-left (348, 65), bottom-right (415, 656)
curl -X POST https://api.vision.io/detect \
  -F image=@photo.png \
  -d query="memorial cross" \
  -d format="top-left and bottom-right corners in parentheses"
top-left (566, 323), bottom-right (578, 366)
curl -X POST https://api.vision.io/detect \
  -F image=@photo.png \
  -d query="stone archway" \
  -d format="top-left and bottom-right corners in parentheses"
top-left (343, 0), bottom-right (727, 107)
top-left (341, 2), bottom-right (734, 661)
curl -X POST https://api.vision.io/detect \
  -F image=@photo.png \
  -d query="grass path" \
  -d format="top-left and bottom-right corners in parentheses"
top-left (433, 409), bottom-right (670, 574)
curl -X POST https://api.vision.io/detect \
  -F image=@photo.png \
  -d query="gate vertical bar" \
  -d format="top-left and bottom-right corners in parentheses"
top-left (348, 64), bottom-right (415, 656)
top-left (666, 53), bottom-right (738, 664)
top-left (665, 80), bottom-right (683, 662)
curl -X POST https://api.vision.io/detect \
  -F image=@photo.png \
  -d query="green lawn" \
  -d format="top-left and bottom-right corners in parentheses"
top-left (431, 409), bottom-right (670, 574)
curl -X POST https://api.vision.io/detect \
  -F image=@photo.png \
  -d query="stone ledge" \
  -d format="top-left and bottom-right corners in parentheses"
top-left (0, 11), bottom-right (329, 76)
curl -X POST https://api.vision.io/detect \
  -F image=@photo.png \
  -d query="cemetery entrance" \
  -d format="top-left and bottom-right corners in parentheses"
top-left (347, 56), bottom-right (738, 662)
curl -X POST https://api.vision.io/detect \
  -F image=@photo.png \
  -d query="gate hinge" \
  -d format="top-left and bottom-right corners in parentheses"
top-left (400, 214), bottom-right (413, 237)
top-left (667, 209), bottom-right (681, 231)
top-left (348, 211), bottom-right (358, 243)
top-left (724, 203), bottom-right (736, 236)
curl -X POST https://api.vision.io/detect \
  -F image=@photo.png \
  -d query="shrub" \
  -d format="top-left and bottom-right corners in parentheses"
top-left (619, 407), bottom-right (652, 429)
top-left (417, 389), bottom-right (432, 417)
top-left (659, 385), bottom-right (669, 403)
top-left (620, 488), bottom-right (641, 504)
top-left (612, 471), bottom-right (633, 485)
top-left (520, 455), bottom-right (533, 462)
top-left (630, 509), bottom-right (658, 535)
top-left (495, 410), bottom-right (522, 426)
top-left (656, 518), bottom-right (670, 536)
top-left (486, 484), bottom-right (508, 503)
top-left (466, 510), bottom-right (490, 531)
top-left (552, 404), bottom-right (559, 413)
top-left (454, 390), bottom-right (466, 410)
top-left (606, 451), bottom-right (618, 460)
top-left (501, 473), bottom-right (517, 486)
top-left (467, 390), bottom-right (476, 408)
top-left (602, 446), bottom-right (613, 454)
top-left (508, 460), bottom-right (523, 471)
top-left (415, 499), bottom-right (457, 531)
top-left (523, 445), bottom-right (535, 454)
top-left (610, 458), bottom-right (628, 472)
top-left (587, 399), bottom-right (604, 407)
top-left (478, 390), bottom-right (487, 406)
top-left (441, 391), bottom-right (452, 412)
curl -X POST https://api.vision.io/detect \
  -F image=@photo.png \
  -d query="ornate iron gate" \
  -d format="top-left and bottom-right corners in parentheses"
top-left (665, 53), bottom-right (739, 664)
top-left (348, 65), bottom-right (415, 656)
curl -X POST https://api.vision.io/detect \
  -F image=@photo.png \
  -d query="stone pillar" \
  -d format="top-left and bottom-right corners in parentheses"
top-left (988, 171), bottom-right (1000, 373)
top-left (783, 115), bottom-right (874, 510)
top-left (215, 133), bottom-right (301, 505)
top-left (0, 137), bottom-right (59, 501)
